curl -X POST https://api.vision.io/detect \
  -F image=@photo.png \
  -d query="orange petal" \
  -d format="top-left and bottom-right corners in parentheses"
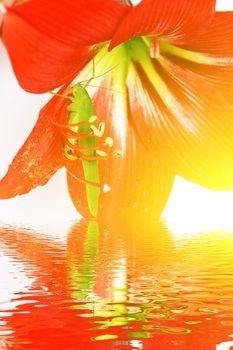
top-left (160, 49), bottom-right (233, 106)
top-left (129, 56), bottom-right (233, 190)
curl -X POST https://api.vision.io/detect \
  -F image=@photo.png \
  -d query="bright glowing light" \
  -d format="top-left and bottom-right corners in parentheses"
top-left (0, 4), bottom-right (7, 14)
top-left (163, 177), bottom-right (233, 237)
top-left (216, 0), bottom-right (233, 11)
top-left (216, 341), bottom-right (233, 350)
top-left (112, 258), bottom-right (127, 302)
top-left (144, 0), bottom-right (233, 238)
top-left (130, 340), bottom-right (143, 349)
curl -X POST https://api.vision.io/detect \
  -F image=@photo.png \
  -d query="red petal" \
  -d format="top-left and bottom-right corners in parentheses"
top-left (129, 57), bottom-right (233, 190)
top-left (0, 94), bottom-right (67, 199)
top-left (7, 0), bottom-right (130, 47)
top-left (65, 75), bottom-right (175, 222)
top-left (179, 12), bottom-right (233, 57)
top-left (3, 13), bottom-right (93, 93)
top-left (110, 0), bottom-right (216, 49)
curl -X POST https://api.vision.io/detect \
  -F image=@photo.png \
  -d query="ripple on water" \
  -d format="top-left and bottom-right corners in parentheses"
top-left (0, 222), bottom-right (233, 349)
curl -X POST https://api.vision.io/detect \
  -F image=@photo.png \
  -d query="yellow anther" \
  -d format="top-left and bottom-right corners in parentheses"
top-left (89, 115), bottom-right (98, 123)
top-left (90, 122), bottom-right (105, 138)
top-left (90, 125), bottom-right (100, 137)
top-left (113, 150), bottom-right (123, 156)
top-left (96, 150), bottom-right (108, 157)
top-left (98, 122), bottom-right (105, 137)
top-left (105, 137), bottom-right (114, 148)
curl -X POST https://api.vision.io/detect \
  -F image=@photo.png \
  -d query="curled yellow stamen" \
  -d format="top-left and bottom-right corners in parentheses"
top-left (113, 150), bottom-right (123, 156)
top-left (88, 115), bottom-right (98, 123)
top-left (104, 137), bottom-right (114, 148)
top-left (90, 122), bottom-right (105, 137)
top-left (96, 150), bottom-right (108, 157)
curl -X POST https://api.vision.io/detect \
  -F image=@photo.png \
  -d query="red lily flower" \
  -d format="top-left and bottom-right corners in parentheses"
top-left (1, 0), bottom-right (233, 219)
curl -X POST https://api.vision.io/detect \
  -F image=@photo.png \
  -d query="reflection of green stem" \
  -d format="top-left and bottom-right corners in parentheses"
top-left (67, 220), bottom-right (156, 337)
top-left (68, 220), bottom-right (99, 300)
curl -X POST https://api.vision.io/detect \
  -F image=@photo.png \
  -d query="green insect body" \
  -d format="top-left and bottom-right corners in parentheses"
top-left (66, 84), bottom-right (100, 218)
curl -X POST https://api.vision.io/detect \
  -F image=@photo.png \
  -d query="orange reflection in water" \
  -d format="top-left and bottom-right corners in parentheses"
top-left (0, 219), bottom-right (233, 350)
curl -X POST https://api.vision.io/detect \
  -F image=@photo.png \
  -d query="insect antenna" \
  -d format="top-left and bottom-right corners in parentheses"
top-left (80, 84), bottom-right (125, 95)
top-left (66, 168), bottom-right (100, 188)
top-left (78, 63), bottom-right (120, 87)
top-left (49, 63), bottom-right (122, 99)
top-left (49, 91), bottom-right (72, 100)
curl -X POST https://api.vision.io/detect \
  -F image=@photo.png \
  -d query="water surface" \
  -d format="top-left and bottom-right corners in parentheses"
top-left (0, 220), bottom-right (233, 349)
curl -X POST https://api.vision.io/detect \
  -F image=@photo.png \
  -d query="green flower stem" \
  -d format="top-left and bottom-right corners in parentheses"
top-left (67, 85), bottom-right (100, 218)
top-left (68, 220), bottom-right (99, 300)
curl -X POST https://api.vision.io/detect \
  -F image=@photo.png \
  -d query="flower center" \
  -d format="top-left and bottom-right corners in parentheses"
top-left (69, 34), bottom-right (214, 156)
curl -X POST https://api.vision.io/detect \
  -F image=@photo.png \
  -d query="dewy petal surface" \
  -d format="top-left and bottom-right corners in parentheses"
top-left (110, 0), bottom-right (216, 49)
top-left (129, 49), bottom-right (233, 190)
top-left (7, 0), bottom-right (130, 46)
top-left (66, 71), bottom-right (175, 223)
top-left (0, 95), bottom-right (67, 199)
top-left (2, 14), bottom-right (93, 93)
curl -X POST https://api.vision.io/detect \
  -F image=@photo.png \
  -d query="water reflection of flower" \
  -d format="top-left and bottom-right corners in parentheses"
top-left (1, 221), bottom-right (233, 349)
